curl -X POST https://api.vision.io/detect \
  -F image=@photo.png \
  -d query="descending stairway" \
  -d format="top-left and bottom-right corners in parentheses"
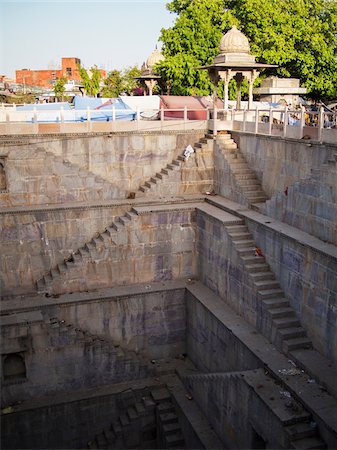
top-left (47, 318), bottom-right (153, 381)
top-left (182, 371), bottom-right (326, 450)
top-left (137, 134), bottom-right (214, 198)
top-left (225, 223), bottom-right (312, 354)
top-left (216, 133), bottom-right (269, 207)
top-left (36, 208), bottom-right (138, 294)
top-left (87, 386), bottom-right (185, 449)
top-left (138, 158), bottom-right (183, 197)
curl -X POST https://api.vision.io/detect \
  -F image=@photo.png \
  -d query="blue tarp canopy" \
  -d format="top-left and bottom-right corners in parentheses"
top-left (73, 96), bottom-right (136, 121)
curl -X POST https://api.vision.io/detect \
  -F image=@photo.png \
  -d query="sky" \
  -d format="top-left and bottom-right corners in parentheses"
top-left (0, 0), bottom-right (176, 78)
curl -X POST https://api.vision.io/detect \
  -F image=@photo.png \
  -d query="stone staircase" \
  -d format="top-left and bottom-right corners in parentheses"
top-left (181, 371), bottom-right (326, 450)
top-left (36, 208), bottom-right (138, 294)
top-left (47, 318), bottom-right (153, 381)
top-left (225, 223), bottom-right (312, 354)
top-left (138, 158), bottom-right (183, 197)
top-left (137, 134), bottom-right (214, 198)
top-left (87, 387), bottom-right (185, 449)
top-left (216, 133), bottom-right (269, 207)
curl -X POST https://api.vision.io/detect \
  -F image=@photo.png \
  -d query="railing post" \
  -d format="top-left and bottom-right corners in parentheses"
top-left (183, 106), bottom-right (187, 130)
top-left (13, 103), bottom-right (16, 110)
top-left (283, 107), bottom-right (288, 138)
top-left (112, 106), bottom-right (116, 132)
top-left (318, 106), bottom-right (324, 143)
top-left (255, 106), bottom-right (259, 134)
top-left (160, 107), bottom-right (164, 131)
top-left (268, 108), bottom-right (273, 135)
top-left (33, 107), bottom-right (38, 133)
top-left (60, 106), bottom-right (64, 124)
top-left (87, 107), bottom-right (91, 131)
top-left (206, 107), bottom-right (210, 121)
top-left (300, 105), bottom-right (305, 139)
top-left (243, 107), bottom-right (247, 132)
top-left (136, 106), bottom-right (140, 130)
top-left (213, 105), bottom-right (217, 136)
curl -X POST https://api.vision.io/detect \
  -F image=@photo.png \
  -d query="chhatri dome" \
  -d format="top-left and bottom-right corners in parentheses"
top-left (219, 25), bottom-right (250, 55)
top-left (146, 48), bottom-right (164, 69)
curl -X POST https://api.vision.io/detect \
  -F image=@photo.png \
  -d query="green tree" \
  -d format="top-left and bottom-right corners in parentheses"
top-left (53, 77), bottom-right (67, 101)
top-left (101, 65), bottom-right (141, 97)
top-left (101, 70), bottom-right (124, 97)
top-left (78, 65), bottom-right (102, 97)
top-left (159, 0), bottom-right (337, 99)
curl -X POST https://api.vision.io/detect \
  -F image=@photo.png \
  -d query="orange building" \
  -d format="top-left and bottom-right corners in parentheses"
top-left (16, 57), bottom-right (106, 89)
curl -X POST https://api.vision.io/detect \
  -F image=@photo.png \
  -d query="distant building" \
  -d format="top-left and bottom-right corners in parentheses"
top-left (15, 57), bottom-right (106, 89)
top-left (254, 76), bottom-right (307, 105)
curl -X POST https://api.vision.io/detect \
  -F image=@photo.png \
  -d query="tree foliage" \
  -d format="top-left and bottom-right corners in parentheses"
top-left (53, 77), bottom-right (67, 101)
top-left (101, 66), bottom-right (141, 97)
top-left (159, 0), bottom-right (337, 99)
top-left (78, 65), bottom-right (102, 97)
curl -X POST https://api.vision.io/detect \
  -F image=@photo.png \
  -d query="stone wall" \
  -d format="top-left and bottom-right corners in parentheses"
top-left (0, 204), bottom-right (130, 297)
top-left (0, 132), bottom-right (206, 206)
top-left (186, 290), bottom-right (262, 373)
top-left (231, 132), bottom-right (337, 198)
top-left (263, 162), bottom-right (337, 245)
top-left (247, 219), bottom-right (337, 363)
top-left (1, 287), bottom-right (186, 405)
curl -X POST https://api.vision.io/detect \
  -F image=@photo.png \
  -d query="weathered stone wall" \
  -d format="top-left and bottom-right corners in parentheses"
top-left (1, 288), bottom-right (186, 405)
top-left (0, 204), bottom-right (130, 297)
top-left (231, 132), bottom-right (337, 198)
top-left (195, 208), bottom-right (260, 328)
top-left (186, 290), bottom-right (262, 373)
top-left (263, 163), bottom-right (337, 245)
top-left (0, 132), bottom-right (206, 206)
top-left (1, 384), bottom-right (154, 449)
top-left (247, 219), bottom-right (337, 363)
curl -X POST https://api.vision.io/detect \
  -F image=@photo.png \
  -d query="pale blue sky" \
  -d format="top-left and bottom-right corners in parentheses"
top-left (0, 0), bottom-right (176, 78)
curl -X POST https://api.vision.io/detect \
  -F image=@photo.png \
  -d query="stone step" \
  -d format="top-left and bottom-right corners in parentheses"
top-left (135, 401), bottom-right (146, 416)
top-left (244, 190), bottom-right (267, 197)
top-left (225, 224), bottom-right (246, 233)
top-left (172, 160), bottom-right (180, 167)
top-left (103, 428), bottom-right (116, 444)
top-left (283, 337), bottom-right (312, 352)
top-left (273, 317), bottom-right (301, 329)
top-left (286, 422), bottom-right (318, 440)
top-left (161, 168), bottom-right (169, 175)
top-left (239, 181), bottom-right (262, 189)
top-left (119, 413), bottom-right (130, 427)
top-left (236, 246), bottom-right (257, 256)
top-left (290, 436), bottom-right (326, 449)
top-left (232, 239), bottom-right (256, 248)
top-left (254, 280), bottom-right (280, 290)
top-left (127, 406), bottom-right (138, 421)
top-left (96, 433), bottom-right (108, 448)
top-left (125, 211), bottom-right (138, 220)
top-left (164, 432), bottom-right (184, 448)
top-left (205, 133), bottom-right (214, 139)
top-left (258, 288), bottom-right (284, 299)
top-left (177, 155), bottom-right (185, 161)
top-left (278, 327), bottom-right (307, 340)
top-left (227, 231), bottom-right (252, 240)
top-left (111, 221), bottom-right (124, 231)
top-left (159, 412), bottom-right (178, 424)
top-left (245, 263), bottom-right (269, 273)
top-left (145, 180), bottom-right (155, 188)
top-left (242, 255), bottom-right (266, 264)
top-left (247, 196), bottom-right (268, 203)
top-left (231, 167), bottom-right (253, 174)
top-left (262, 297), bottom-right (290, 309)
top-left (250, 271), bottom-right (275, 282)
top-left (151, 387), bottom-right (171, 402)
top-left (87, 440), bottom-right (98, 449)
top-left (268, 307), bottom-right (296, 319)
top-left (162, 422), bottom-right (181, 435)
top-left (139, 185), bottom-right (150, 192)
top-left (157, 401), bottom-right (175, 414)
top-left (112, 422), bottom-right (122, 436)
top-left (234, 173), bottom-right (257, 180)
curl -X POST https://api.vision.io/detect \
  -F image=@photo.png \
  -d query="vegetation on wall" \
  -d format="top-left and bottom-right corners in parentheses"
top-left (157, 0), bottom-right (337, 100)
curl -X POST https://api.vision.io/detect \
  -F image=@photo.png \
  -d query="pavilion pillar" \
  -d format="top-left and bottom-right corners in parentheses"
top-left (219, 69), bottom-right (235, 110)
top-left (145, 79), bottom-right (157, 96)
top-left (234, 73), bottom-right (244, 110)
top-left (247, 69), bottom-right (259, 110)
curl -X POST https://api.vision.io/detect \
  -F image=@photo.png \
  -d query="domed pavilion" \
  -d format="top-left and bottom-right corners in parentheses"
top-left (136, 48), bottom-right (164, 96)
top-left (199, 25), bottom-right (277, 109)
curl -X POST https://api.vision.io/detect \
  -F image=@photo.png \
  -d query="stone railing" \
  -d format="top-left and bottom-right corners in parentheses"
top-left (1, 104), bottom-right (336, 144)
top-left (211, 106), bottom-right (337, 144)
